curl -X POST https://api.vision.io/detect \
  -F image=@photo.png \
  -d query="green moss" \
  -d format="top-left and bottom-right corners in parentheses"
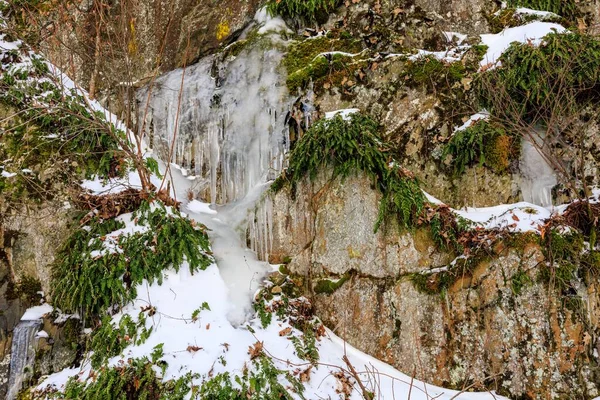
top-left (278, 113), bottom-right (425, 231)
top-left (443, 120), bottom-right (517, 177)
top-left (402, 56), bottom-right (466, 90)
top-left (511, 269), bottom-right (533, 296)
top-left (487, 8), bottom-right (562, 34)
top-left (313, 273), bottom-right (350, 294)
top-left (283, 35), bottom-right (363, 91)
top-left (15, 275), bottom-right (42, 306)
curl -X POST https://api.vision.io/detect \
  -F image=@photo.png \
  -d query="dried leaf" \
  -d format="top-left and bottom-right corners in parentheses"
top-left (248, 341), bottom-right (264, 359)
top-left (279, 327), bottom-right (292, 336)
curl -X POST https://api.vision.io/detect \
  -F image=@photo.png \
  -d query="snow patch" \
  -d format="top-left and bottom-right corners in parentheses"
top-left (480, 21), bottom-right (566, 68)
top-left (21, 304), bottom-right (53, 321)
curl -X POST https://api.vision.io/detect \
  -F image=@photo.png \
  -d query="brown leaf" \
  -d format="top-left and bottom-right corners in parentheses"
top-left (206, 323), bottom-right (211, 330)
top-left (300, 366), bottom-right (313, 382)
top-left (248, 341), bottom-right (264, 359)
top-left (187, 345), bottom-right (202, 353)
top-left (279, 327), bottom-right (292, 336)
top-left (512, 214), bottom-right (520, 221)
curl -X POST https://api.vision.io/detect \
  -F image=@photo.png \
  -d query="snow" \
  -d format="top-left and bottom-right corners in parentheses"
top-left (37, 257), bottom-right (504, 400)
top-left (35, 331), bottom-right (49, 339)
top-left (480, 22), bottom-right (566, 68)
top-left (81, 170), bottom-right (163, 195)
top-left (1, 170), bottom-right (16, 178)
top-left (443, 31), bottom-right (468, 45)
top-left (21, 304), bottom-right (53, 321)
top-left (455, 202), bottom-right (551, 232)
top-left (454, 111), bottom-right (490, 132)
top-left (254, 7), bottom-right (291, 35)
top-left (187, 200), bottom-right (218, 215)
top-left (514, 7), bottom-right (559, 19)
top-left (325, 108), bottom-right (360, 120)
top-left (409, 46), bottom-right (471, 63)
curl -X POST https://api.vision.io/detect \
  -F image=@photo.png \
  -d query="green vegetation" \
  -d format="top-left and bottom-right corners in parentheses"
top-left (276, 113), bottom-right (425, 231)
top-left (479, 32), bottom-right (600, 121)
top-left (443, 120), bottom-right (517, 176)
top-left (290, 329), bottom-right (319, 364)
top-left (266, 0), bottom-right (341, 24)
top-left (538, 230), bottom-right (584, 292)
top-left (506, 0), bottom-right (579, 19)
top-left (89, 313), bottom-right (153, 368)
top-left (487, 8), bottom-right (561, 33)
top-left (51, 201), bottom-right (212, 320)
top-left (313, 274), bottom-right (350, 294)
top-left (199, 356), bottom-right (304, 399)
top-left (283, 35), bottom-right (364, 92)
top-left (0, 47), bottom-right (122, 205)
top-left (402, 56), bottom-right (466, 90)
top-left (47, 357), bottom-right (196, 399)
top-left (511, 269), bottom-right (533, 296)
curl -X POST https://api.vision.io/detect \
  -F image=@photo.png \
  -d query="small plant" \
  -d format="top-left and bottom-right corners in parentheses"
top-left (199, 355), bottom-right (305, 400)
top-left (443, 120), bottom-right (516, 177)
top-left (15, 275), bottom-right (42, 306)
top-left (89, 312), bottom-right (153, 368)
top-left (266, 0), bottom-right (341, 24)
top-left (505, 0), bottom-right (579, 20)
top-left (45, 357), bottom-right (195, 399)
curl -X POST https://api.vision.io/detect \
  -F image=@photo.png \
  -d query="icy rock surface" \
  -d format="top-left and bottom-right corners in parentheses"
top-left (138, 37), bottom-right (290, 205)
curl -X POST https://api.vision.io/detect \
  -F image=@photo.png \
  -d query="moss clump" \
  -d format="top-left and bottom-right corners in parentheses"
top-left (511, 269), bottom-right (533, 296)
top-left (487, 8), bottom-right (562, 34)
top-left (402, 55), bottom-right (466, 90)
top-left (283, 35), bottom-right (363, 91)
top-left (51, 201), bottom-right (213, 320)
top-left (266, 0), bottom-right (342, 24)
top-left (313, 274), bottom-right (350, 294)
top-left (538, 230), bottom-right (584, 292)
top-left (15, 275), bottom-right (42, 306)
top-left (443, 120), bottom-right (517, 177)
top-left (277, 113), bottom-right (425, 231)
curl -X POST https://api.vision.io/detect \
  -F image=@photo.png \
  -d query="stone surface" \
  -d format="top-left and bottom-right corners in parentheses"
top-left (261, 171), bottom-right (452, 278)
top-left (256, 173), bottom-right (600, 398)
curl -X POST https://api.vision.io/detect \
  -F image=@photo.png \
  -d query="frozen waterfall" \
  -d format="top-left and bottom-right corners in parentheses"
top-left (519, 131), bottom-right (558, 207)
top-left (6, 319), bottom-right (42, 400)
top-left (137, 36), bottom-right (290, 205)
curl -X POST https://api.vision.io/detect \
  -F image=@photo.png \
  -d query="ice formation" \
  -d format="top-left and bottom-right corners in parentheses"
top-left (137, 31), bottom-right (290, 205)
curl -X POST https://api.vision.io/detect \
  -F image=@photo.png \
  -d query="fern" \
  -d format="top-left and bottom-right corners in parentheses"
top-left (278, 113), bottom-right (425, 231)
top-left (51, 201), bottom-right (213, 320)
top-left (266, 0), bottom-right (341, 23)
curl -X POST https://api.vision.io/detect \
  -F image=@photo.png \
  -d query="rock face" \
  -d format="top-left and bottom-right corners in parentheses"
top-left (0, 202), bottom-right (76, 397)
top-left (252, 172), bottom-right (600, 398)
